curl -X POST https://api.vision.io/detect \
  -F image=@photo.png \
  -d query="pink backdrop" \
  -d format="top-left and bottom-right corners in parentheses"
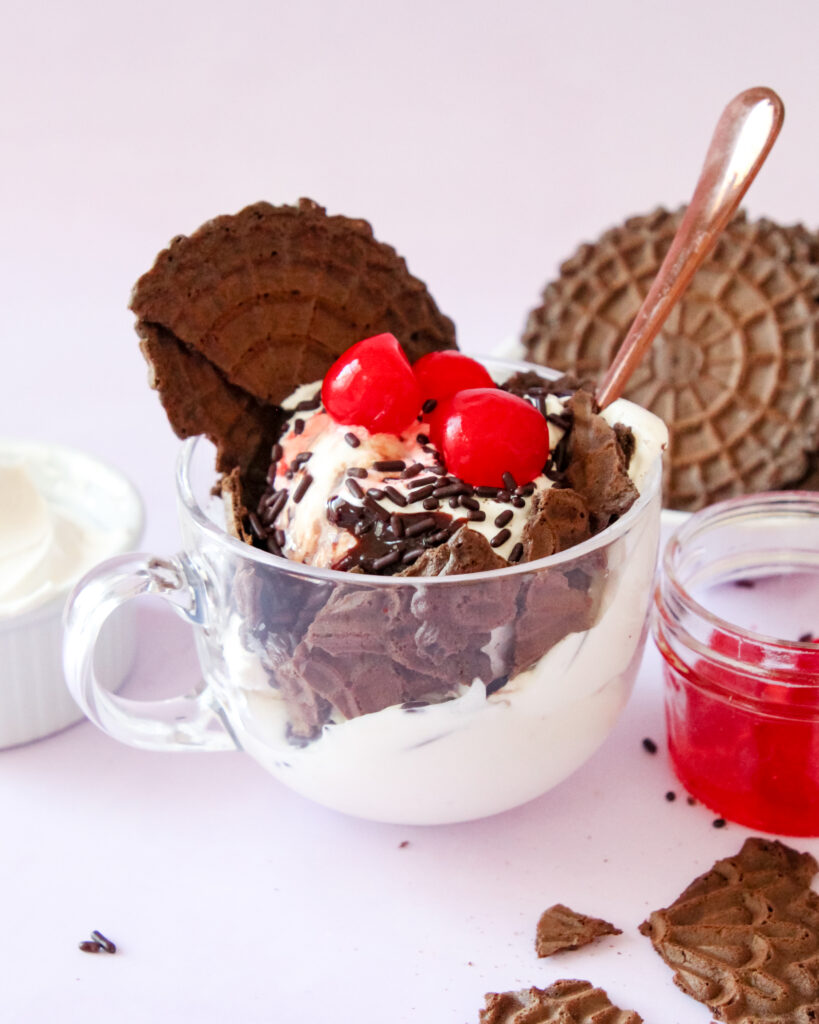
top-left (3, 3), bottom-right (819, 1020)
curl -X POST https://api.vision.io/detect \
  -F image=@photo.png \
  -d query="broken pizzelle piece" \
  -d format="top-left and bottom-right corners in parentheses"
top-left (595, 86), bottom-right (784, 410)
top-left (535, 903), bottom-right (622, 957)
top-left (640, 837), bottom-right (819, 1022)
top-left (479, 980), bottom-right (642, 1024)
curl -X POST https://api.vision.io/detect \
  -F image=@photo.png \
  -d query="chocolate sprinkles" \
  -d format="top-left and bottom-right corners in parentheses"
top-left (367, 550), bottom-right (402, 572)
top-left (292, 474), bottom-right (313, 503)
top-left (408, 484), bottom-right (435, 502)
top-left (433, 482), bottom-right (465, 499)
top-left (405, 516), bottom-right (437, 538)
top-left (408, 475), bottom-right (437, 490)
top-left (262, 489), bottom-right (288, 521)
top-left (90, 931), bottom-right (117, 954)
top-left (384, 485), bottom-right (408, 507)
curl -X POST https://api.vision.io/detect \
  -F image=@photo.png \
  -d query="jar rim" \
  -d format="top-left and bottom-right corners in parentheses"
top-left (658, 490), bottom-right (819, 681)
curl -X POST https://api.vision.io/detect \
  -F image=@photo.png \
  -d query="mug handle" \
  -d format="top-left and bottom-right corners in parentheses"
top-left (63, 552), bottom-right (236, 752)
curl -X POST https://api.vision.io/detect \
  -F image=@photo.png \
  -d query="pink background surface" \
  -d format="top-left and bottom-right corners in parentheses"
top-left (3, 2), bottom-right (819, 1020)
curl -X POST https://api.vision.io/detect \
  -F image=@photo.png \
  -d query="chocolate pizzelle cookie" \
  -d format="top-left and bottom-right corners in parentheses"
top-left (132, 197), bottom-right (457, 471)
top-left (479, 980), bottom-right (642, 1024)
top-left (640, 837), bottom-right (819, 1021)
top-left (522, 208), bottom-right (819, 510)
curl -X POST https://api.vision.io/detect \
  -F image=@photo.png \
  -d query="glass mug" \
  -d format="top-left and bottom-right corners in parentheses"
top-left (64, 364), bottom-right (664, 825)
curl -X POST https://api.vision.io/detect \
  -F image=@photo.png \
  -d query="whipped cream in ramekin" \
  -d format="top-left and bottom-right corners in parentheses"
top-left (0, 458), bottom-right (121, 617)
top-left (0, 440), bottom-right (143, 748)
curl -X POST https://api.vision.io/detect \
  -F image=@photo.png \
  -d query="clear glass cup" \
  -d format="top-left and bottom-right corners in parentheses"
top-left (64, 364), bottom-right (664, 825)
top-left (653, 492), bottom-right (819, 835)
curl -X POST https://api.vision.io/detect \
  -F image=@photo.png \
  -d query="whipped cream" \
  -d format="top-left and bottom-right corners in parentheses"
top-left (0, 444), bottom-right (139, 618)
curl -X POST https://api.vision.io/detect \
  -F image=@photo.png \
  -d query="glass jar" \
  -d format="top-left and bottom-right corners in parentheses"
top-left (654, 492), bottom-right (819, 835)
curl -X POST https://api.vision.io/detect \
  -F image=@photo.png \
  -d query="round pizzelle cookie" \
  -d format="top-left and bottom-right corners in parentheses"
top-left (131, 198), bottom-right (457, 471)
top-left (522, 207), bottom-right (819, 510)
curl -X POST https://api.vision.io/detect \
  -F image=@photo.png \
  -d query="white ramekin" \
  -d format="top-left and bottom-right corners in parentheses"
top-left (0, 440), bottom-right (144, 749)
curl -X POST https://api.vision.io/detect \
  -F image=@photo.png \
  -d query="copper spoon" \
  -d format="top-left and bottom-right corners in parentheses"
top-left (595, 87), bottom-right (784, 410)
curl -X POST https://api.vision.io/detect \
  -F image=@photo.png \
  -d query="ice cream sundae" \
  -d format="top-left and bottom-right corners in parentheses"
top-left (123, 197), bottom-right (666, 822)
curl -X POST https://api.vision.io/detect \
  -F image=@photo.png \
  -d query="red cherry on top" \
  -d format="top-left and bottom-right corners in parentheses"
top-left (413, 351), bottom-right (496, 443)
top-left (439, 388), bottom-right (550, 488)
top-left (322, 333), bottom-right (421, 434)
top-left (413, 351), bottom-right (495, 403)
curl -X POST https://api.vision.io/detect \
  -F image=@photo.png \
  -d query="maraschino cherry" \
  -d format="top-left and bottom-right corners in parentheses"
top-left (413, 351), bottom-right (495, 442)
top-left (413, 351), bottom-right (495, 404)
top-left (438, 388), bottom-right (549, 488)
top-left (322, 333), bottom-right (421, 434)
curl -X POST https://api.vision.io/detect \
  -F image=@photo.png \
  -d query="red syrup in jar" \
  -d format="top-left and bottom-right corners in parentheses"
top-left (656, 557), bottom-right (819, 836)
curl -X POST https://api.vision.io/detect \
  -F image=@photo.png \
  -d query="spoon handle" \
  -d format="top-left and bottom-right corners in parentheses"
top-left (595, 87), bottom-right (784, 410)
